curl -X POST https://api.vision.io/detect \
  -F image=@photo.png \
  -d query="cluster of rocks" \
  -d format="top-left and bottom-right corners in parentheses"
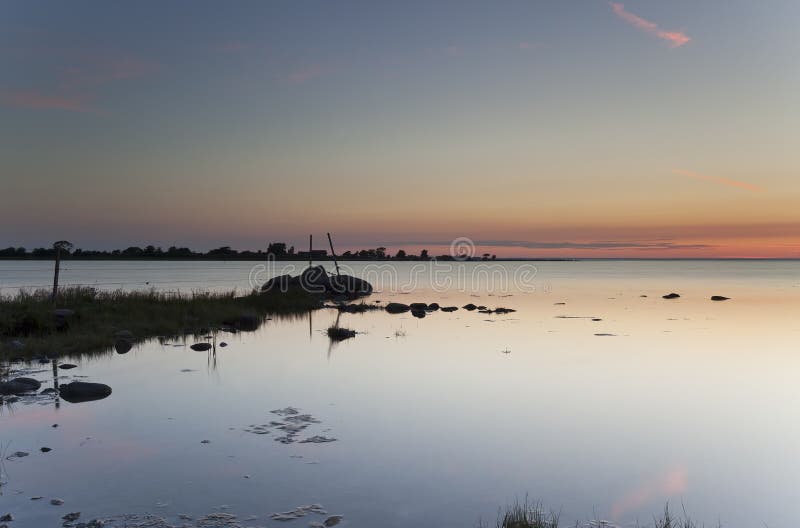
top-left (262, 266), bottom-right (372, 297)
top-left (383, 302), bottom-right (515, 318)
top-left (662, 293), bottom-right (731, 301)
top-left (243, 407), bottom-right (336, 445)
top-left (269, 504), bottom-right (332, 522)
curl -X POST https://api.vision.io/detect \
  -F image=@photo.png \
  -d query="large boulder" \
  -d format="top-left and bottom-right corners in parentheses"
top-left (262, 267), bottom-right (373, 297)
top-left (260, 274), bottom-right (295, 293)
top-left (59, 382), bottom-right (112, 403)
top-left (299, 265), bottom-right (332, 293)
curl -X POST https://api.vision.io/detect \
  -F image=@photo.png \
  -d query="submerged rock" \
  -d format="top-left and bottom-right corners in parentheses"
top-left (324, 515), bottom-right (344, 527)
top-left (190, 343), bottom-right (213, 352)
top-left (711, 295), bottom-right (730, 301)
top-left (409, 302), bottom-right (428, 310)
top-left (0, 377), bottom-right (41, 395)
top-left (411, 309), bottom-right (426, 319)
top-left (385, 303), bottom-right (410, 314)
top-left (59, 382), bottom-right (112, 404)
top-left (463, 303), bottom-right (477, 311)
top-left (114, 338), bottom-right (133, 354)
top-left (441, 306), bottom-right (458, 312)
top-left (327, 327), bottom-right (357, 341)
top-left (662, 293), bottom-right (681, 299)
top-left (58, 363), bottom-right (78, 370)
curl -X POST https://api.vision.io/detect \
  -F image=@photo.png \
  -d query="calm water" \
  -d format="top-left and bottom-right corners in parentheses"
top-left (2, 260), bottom-right (800, 527)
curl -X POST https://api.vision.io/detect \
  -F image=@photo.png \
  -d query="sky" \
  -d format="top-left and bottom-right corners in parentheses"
top-left (1, 0), bottom-right (798, 258)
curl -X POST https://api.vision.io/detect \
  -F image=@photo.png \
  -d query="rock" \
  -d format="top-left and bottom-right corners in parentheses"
top-left (58, 363), bottom-right (78, 370)
top-left (62, 512), bottom-right (81, 522)
top-left (114, 339), bottom-right (132, 354)
top-left (201, 439), bottom-right (210, 444)
top-left (0, 378), bottom-right (41, 395)
top-left (11, 451), bottom-right (29, 458)
top-left (14, 377), bottom-right (41, 391)
top-left (219, 342), bottom-right (228, 347)
top-left (299, 265), bottom-right (332, 293)
top-left (477, 305), bottom-right (487, 310)
top-left (327, 327), bottom-right (357, 341)
top-left (236, 313), bottom-right (259, 332)
top-left (494, 308), bottom-right (516, 314)
top-left (385, 303), bottom-right (410, 314)
top-left (409, 302), bottom-right (428, 310)
top-left (59, 382), bottom-right (112, 404)
top-left (323, 515), bottom-right (344, 527)
top-left (462, 303), bottom-right (477, 311)
top-left (41, 447), bottom-right (52, 453)
top-left (0, 514), bottom-right (12, 522)
top-left (261, 274), bottom-right (293, 293)
top-left (411, 309), bottom-right (426, 319)
top-left (662, 293), bottom-right (681, 299)
top-left (440, 306), bottom-right (458, 312)
top-left (329, 274), bottom-right (373, 296)
top-left (50, 498), bottom-right (64, 506)
top-left (190, 343), bottom-right (213, 352)
top-left (711, 295), bottom-right (730, 301)
top-left (427, 302), bottom-right (440, 311)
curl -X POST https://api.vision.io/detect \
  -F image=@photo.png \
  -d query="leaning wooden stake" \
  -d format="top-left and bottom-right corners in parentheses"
top-left (327, 232), bottom-right (341, 277)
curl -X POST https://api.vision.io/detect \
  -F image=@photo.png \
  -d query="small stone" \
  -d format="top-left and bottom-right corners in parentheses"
top-left (51, 498), bottom-right (65, 505)
top-left (31, 496), bottom-right (44, 500)
top-left (219, 342), bottom-right (228, 347)
top-left (62, 512), bottom-right (81, 522)
top-left (52, 424), bottom-right (59, 428)
top-left (324, 515), bottom-right (344, 527)
top-left (58, 364), bottom-right (78, 370)
top-left (200, 439), bottom-right (210, 444)
top-left (10, 451), bottom-right (29, 458)
top-left (0, 514), bottom-right (12, 522)
top-left (41, 447), bottom-right (52, 453)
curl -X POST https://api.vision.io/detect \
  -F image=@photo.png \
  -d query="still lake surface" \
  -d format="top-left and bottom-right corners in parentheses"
top-left (1, 260), bottom-right (800, 527)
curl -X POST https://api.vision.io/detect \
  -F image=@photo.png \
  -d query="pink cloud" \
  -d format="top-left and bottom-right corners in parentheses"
top-left (672, 168), bottom-right (765, 192)
top-left (59, 55), bottom-right (159, 90)
top-left (611, 466), bottom-right (688, 519)
top-left (0, 90), bottom-right (89, 112)
top-left (610, 2), bottom-right (690, 48)
top-left (286, 64), bottom-right (327, 84)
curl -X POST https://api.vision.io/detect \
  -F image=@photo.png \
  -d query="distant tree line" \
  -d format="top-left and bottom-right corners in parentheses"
top-left (0, 244), bottom-right (498, 261)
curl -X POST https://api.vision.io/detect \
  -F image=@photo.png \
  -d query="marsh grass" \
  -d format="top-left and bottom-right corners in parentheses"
top-left (0, 286), bottom-right (323, 359)
top-left (482, 500), bottom-right (716, 528)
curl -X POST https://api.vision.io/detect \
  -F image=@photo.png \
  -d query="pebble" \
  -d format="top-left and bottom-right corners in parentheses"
top-left (50, 498), bottom-right (64, 506)
top-left (200, 440), bottom-right (210, 444)
top-left (62, 512), bottom-right (81, 522)
top-left (324, 515), bottom-right (344, 527)
top-left (40, 447), bottom-right (52, 453)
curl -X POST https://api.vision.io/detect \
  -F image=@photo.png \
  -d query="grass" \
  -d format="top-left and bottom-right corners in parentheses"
top-left (481, 500), bottom-right (717, 528)
top-left (0, 286), bottom-right (324, 359)
top-left (326, 325), bottom-right (357, 341)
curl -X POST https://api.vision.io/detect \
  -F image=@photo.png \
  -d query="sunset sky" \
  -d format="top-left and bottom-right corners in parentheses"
top-left (1, 1), bottom-right (798, 258)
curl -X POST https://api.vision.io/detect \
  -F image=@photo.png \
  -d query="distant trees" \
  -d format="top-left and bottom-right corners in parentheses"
top-left (0, 242), bottom-right (465, 261)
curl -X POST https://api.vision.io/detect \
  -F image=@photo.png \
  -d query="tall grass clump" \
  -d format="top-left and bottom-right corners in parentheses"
top-left (0, 285), bottom-right (323, 358)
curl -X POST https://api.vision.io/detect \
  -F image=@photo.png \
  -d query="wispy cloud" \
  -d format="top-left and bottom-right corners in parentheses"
top-left (286, 64), bottom-right (327, 84)
top-left (610, 2), bottom-right (690, 48)
top-left (0, 90), bottom-right (89, 112)
top-left (401, 239), bottom-right (712, 251)
top-left (672, 169), bottom-right (765, 192)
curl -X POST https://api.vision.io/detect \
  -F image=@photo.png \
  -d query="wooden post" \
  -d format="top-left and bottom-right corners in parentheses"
top-left (308, 234), bottom-right (313, 268)
top-left (52, 245), bottom-right (61, 303)
top-left (51, 240), bottom-right (73, 304)
top-left (327, 232), bottom-right (341, 277)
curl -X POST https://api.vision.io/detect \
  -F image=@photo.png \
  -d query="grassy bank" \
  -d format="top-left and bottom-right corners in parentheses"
top-left (0, 286), bottom-right (323, 359)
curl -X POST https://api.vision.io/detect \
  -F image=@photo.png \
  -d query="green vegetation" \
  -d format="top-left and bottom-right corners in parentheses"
top-left (0, 286), bottom-right (323, 359)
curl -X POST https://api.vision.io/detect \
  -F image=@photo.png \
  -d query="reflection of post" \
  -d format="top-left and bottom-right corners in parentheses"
top-left (308, 309), bottom-right (313, 339)
top-left (51, 359), bottom-right (60, 410)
